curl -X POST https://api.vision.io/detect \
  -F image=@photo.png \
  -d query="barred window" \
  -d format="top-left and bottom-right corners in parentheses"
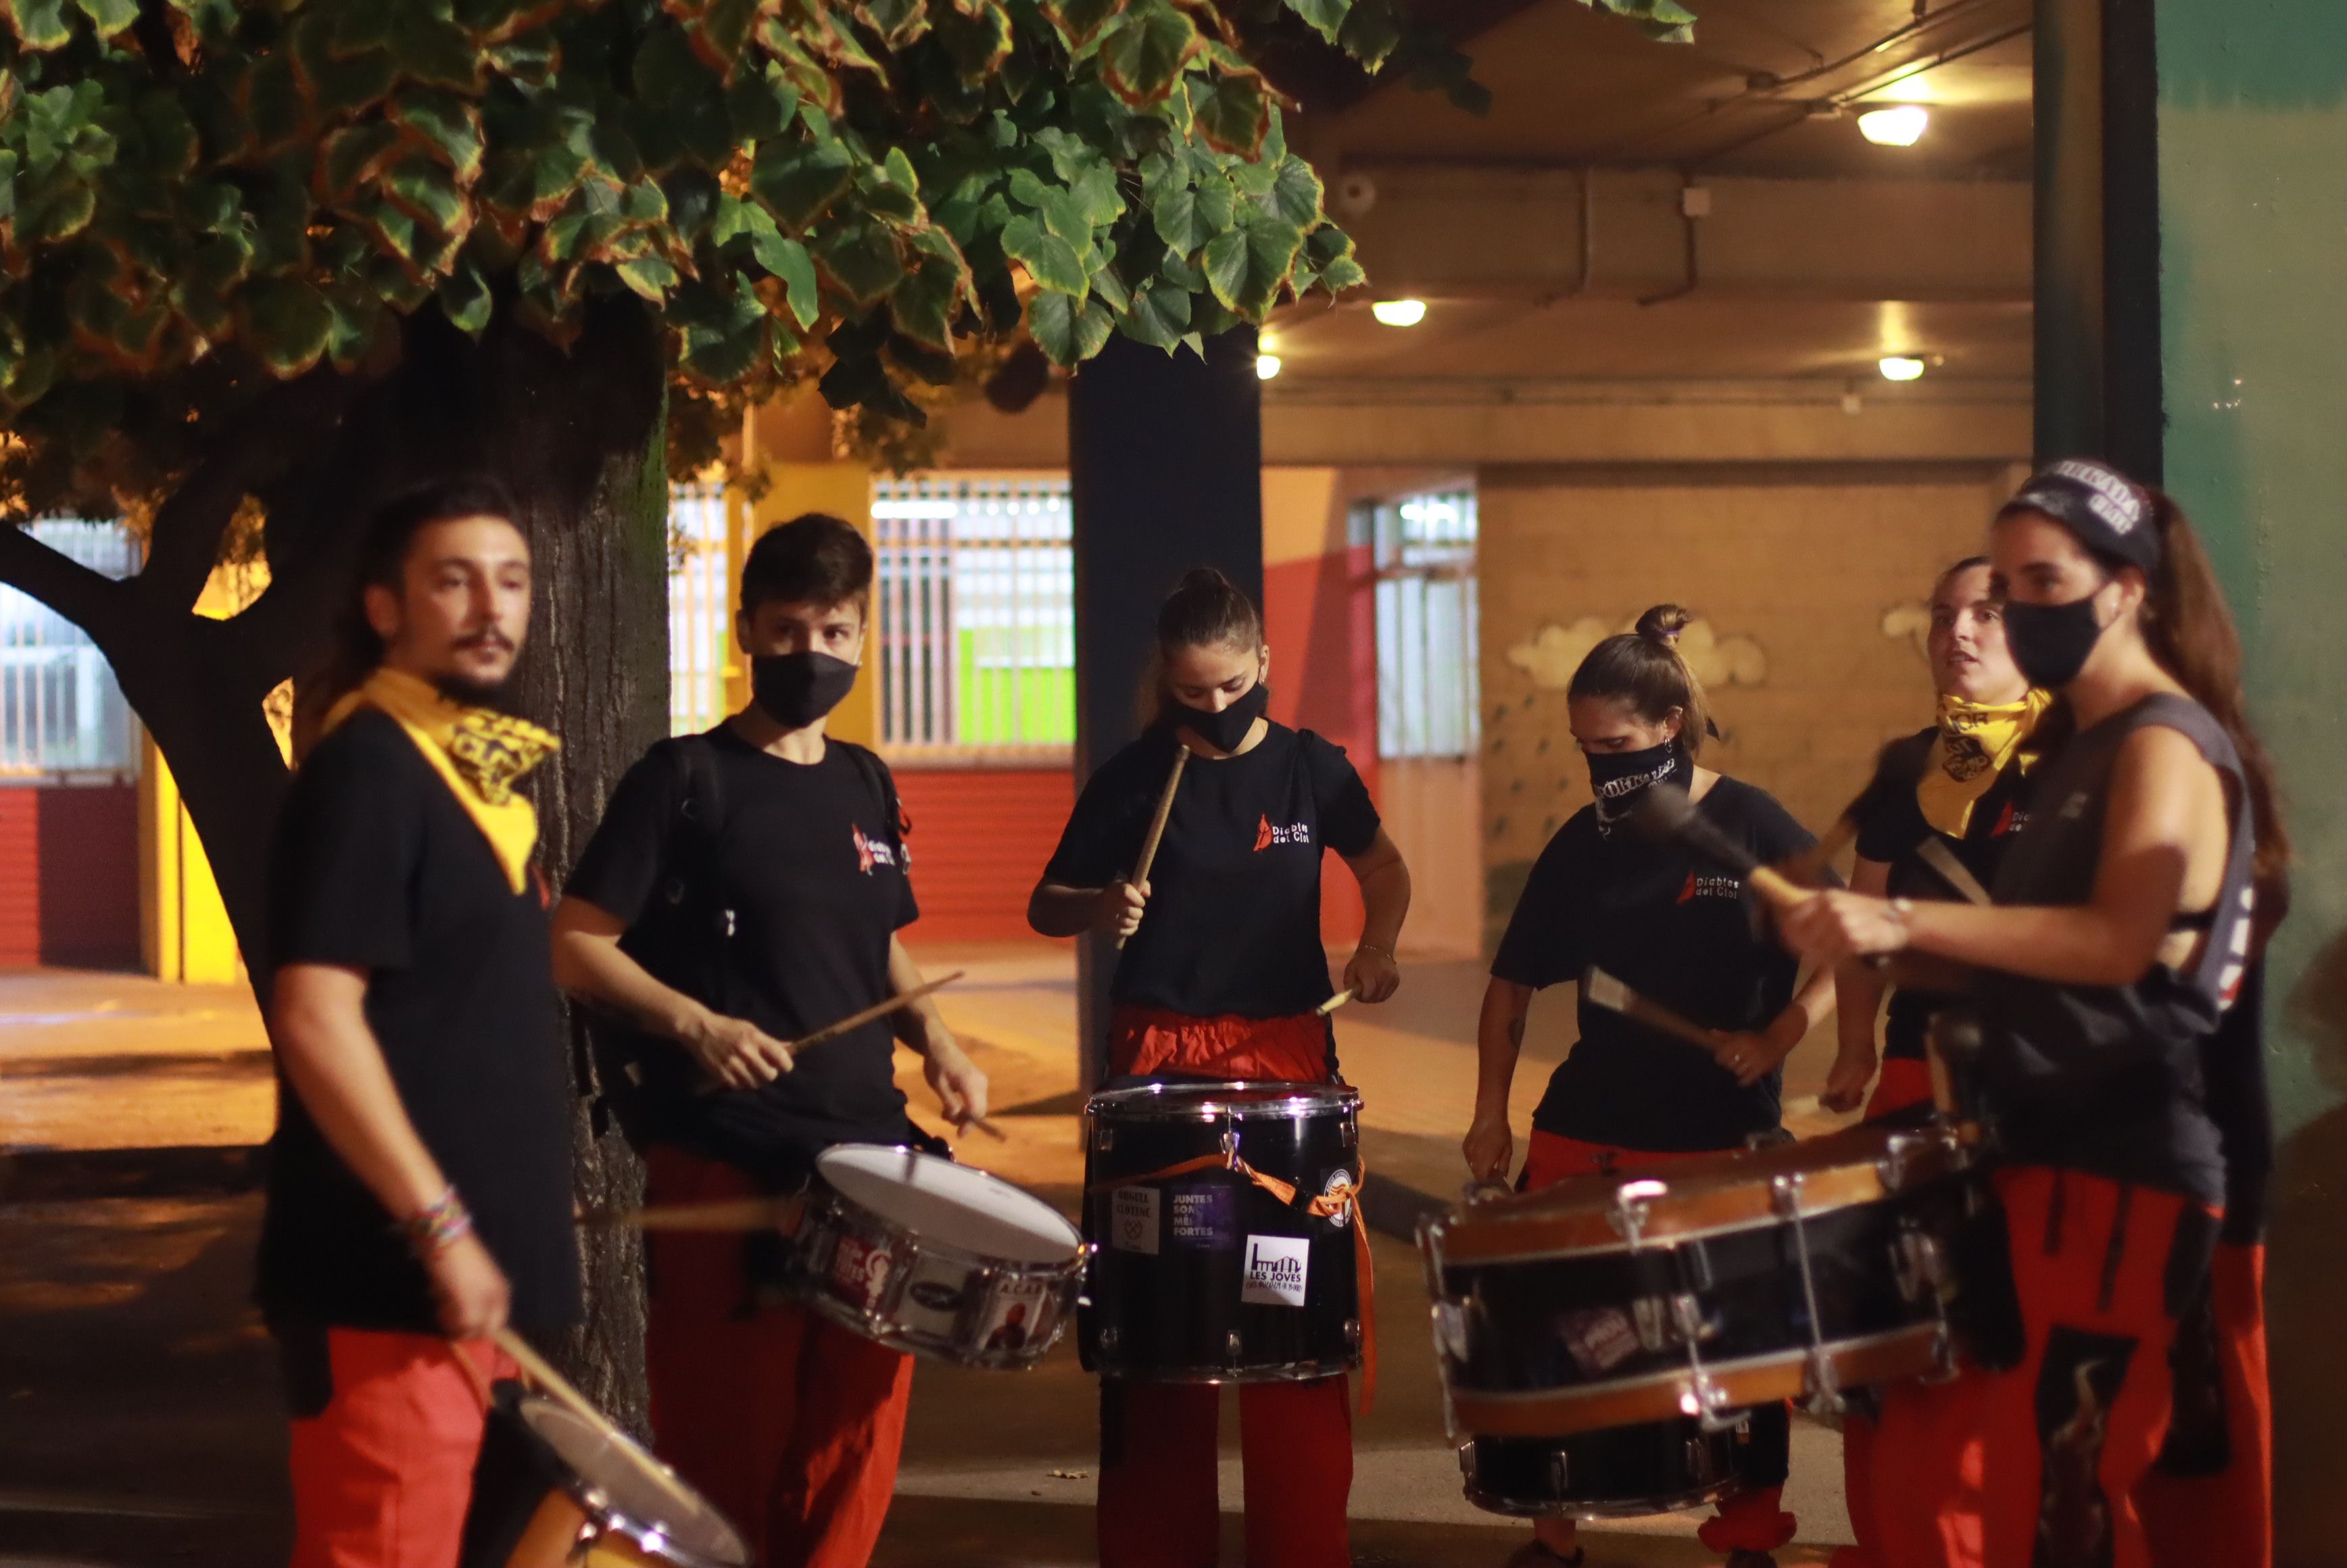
top-left (1366, 489), bottom-right (1480, 761)
top-left (872, 474), bottom-right (1073, 765)
top-left (1, 520), bottom-right (140, 780)
top-left (669, 481), bottom-right (731, 737)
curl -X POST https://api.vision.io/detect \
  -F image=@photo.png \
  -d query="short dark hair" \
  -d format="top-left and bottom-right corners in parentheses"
top-left (325, 477), bottom-right (521, 697)
top-left (1155, 566), bottom-right (1261, 654)
top-left (740, 513), bottom-right (872, 618)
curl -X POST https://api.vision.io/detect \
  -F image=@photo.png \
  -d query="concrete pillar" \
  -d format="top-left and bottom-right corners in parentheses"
top-left (2148, 7), bottom-right (2347, 1559)
top-left (1067, 329), bottom-right (1264, 1087)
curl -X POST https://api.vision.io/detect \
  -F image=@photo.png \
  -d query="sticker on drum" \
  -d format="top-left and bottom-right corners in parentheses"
top-left (827, 1231), bottom-right (893, 1312)
top-left (899, 1254), bottom-right (973, 1340)
top-left (978, 1275), bottom-right (1055, 1355)
top-left (1169, 1183), bottom-right (1236, 1248)
top-left (1322, 1170), bottom-right (1356, 1227)
top-left (1242, 1235), bottom-right (1311, 1306)
top-left (1111, 1187), bottom-right (1160, 1254)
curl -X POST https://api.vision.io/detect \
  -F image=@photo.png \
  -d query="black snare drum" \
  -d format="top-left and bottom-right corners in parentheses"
top-left (1084, 1081), bottom-right (1362, 1381)
top-left (1461, 1417), bottom-right (1749, 1519)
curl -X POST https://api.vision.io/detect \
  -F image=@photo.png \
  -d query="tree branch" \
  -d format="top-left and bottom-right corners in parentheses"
top-left (0, 522), bottom-right (129, 641)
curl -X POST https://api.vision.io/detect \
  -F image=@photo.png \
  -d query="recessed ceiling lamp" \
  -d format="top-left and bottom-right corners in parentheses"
top-left (1858, 105), bottom-right (1931, 147)
top-left (1256, 353), bottom-right (1283, 381)
top-left (1370, 298), bottom-right (1428, 326)
top-left (1879, 356), bottom-right (1927, 381)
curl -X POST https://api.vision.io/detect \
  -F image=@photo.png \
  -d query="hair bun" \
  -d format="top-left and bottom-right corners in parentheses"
top-left (1635, 604), bottom-right (1692, 646)
top-left (1174, 566), bottom-right (1236, 595)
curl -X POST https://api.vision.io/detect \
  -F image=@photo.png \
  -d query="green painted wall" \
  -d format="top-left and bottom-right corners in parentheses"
top-left (2156, 5), bottom-right (2347, 1559)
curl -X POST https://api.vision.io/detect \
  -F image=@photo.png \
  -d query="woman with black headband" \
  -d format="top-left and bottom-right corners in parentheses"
top-left (1465, 604), bottom-right (1836, 1568)
top-left (1783, 460), bottom-right (2288, 1568)
top-left (1027, 566), bottom-right (1411, 1568)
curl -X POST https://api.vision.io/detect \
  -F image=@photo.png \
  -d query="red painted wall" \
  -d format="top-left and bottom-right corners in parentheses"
top-left (895, 768), bottom-right (1077, 945)
top-left (1263, 541), bottom-right (1378, 946)
top-left (0, 784), bottom-right (141, 970)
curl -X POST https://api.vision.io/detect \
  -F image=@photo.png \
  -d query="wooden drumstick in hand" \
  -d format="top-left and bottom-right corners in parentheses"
top-left (1117, 744), bottom-right (1189, 950)
top-left (1582, 968), bottom-right (1720, 1052)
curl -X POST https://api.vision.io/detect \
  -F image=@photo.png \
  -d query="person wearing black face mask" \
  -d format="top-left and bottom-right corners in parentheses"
top-left (1782, 461), bottom-right (2291, 1568)
top-left (1028, 566), bottom-right (1412, 1568)
top-left (550, 513), bottom-right (981, 1567)
top-left (1467, 604), bottom-right (1836, 1568)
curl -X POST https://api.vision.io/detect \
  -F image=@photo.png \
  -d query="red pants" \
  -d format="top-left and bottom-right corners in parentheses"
top-left (285, 1329), bottom-right (514, 1568)
top-left (646, 1146), bottom-right (913, 1568)
top-left (1108, 1005), bottom-right (1330, 1082)
top-left (1866, 1055), bottom-right (1937, 1121)
top-left (2137, 1242), bottom-right (2271, 1568)
top-left (1520, 1131), bottom-right (1798, 1554)
top-left (1097, 1377), bottom-right (1353, 1568)
top-left (1865, 1167), bottom-right (2217, 1568)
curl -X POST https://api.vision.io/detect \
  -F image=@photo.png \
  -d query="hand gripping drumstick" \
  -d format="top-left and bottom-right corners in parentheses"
top-left (1117, 744), bottom-right (1190, 950)
top-left (1582, 968), bottom-right (1720, 1052)
top-left (1315, 989), bottom-right (1354, 1016)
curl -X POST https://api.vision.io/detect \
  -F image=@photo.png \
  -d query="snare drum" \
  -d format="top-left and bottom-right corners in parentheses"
top-left (793, 1144), bottom-right (1086, 1369)
top-left (461, 1388), bottom-right (747, 1567)
top-left (1084, 1080), bottom-right (1363, 1381)
top-left (1422, 1121), bottom-right (1998, 1438)
top-left (1461, 1417), bottom-right (1749, 1519)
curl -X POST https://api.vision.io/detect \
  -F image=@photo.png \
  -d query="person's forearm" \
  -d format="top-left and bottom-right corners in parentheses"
top-left (1790, 963), bottom-right (1837, 1037)
top-left (1837, 958), bottom-right (1887, 1054)
top-left (1904, 901), bottom-right (2161, 987)
top-left (1356, 858), bottom-right (1410, 955)
top-left (552, 927), bottom-right (706, 1044)
top-left (886, 937), bottom-right (954, 1054)
top-left (1475, 981), bottom-right (1532, 1115)
top-left (273, 977), bottom-right (450, 1224)
top-left (1027, 882), bottom-right (1102, 938)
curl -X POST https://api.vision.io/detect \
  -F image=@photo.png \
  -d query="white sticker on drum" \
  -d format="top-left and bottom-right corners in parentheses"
top-left (1240, 1235), bottom-right (1310, 1307)
top-left (1111, 1187), bottom-right (1160, 1254)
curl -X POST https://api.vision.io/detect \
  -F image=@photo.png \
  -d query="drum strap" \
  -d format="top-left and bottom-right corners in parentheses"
top-left (1089, 1153), bottom-right (1378, 1415)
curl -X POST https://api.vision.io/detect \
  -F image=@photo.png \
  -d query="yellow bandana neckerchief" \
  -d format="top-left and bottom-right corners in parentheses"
top-left (1916, 687), bottom-right (2053, 838)
top-left (324, 667), bottom-right (560, 893)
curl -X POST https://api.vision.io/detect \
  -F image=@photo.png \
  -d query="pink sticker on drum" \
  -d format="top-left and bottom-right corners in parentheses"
top-left (1555, 1306), bottom-right (1642, 1377)
top-left (829, 1232), bottom-right (892, 1311)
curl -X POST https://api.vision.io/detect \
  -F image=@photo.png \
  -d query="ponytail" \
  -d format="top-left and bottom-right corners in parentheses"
top-left (1567, 602), bottom-right (1715, 758)
top-left (1133, 566), bottom-right (1266, 729)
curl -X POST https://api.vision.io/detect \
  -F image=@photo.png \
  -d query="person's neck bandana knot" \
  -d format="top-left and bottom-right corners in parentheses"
top-left (1918, 687), bottom-right (2051, 837)
top-left (324, 667), bottom-right (560, 893)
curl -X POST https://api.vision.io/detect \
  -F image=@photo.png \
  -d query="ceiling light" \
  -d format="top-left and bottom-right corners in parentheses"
top-left (1879, 356), bottom-right (1926, 382)
top-left (1858, 105), bottom-right (1930, 147)
top-left (1370, 299), bottom-right (1427, 327)
top-left (1255, 353), bottom-right (1282, 381)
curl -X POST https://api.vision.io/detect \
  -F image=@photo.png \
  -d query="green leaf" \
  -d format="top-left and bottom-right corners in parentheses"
top-left (614, 255), bottom-right (679, 301)
top-left (381, 157), bottom-right (468, 235)
top-left (241, 275), bottom-right (334, 376)
top-left (485, 27), bottom-right (560, 82)
top-left (762, 234), bottom-right (819, 327)
top-left (1070, 164), bottom-right (1124, 226)
top-left (389, 91), bottom-right (486, 184)
top-left (319, 122), bottom-right (405, 202)
top-left (1039, 0), bottom-right (1119, 53)
top-left (750, 136), bottom-right (854, 229)
top-left (812, 221), bottom-right (903, 305)
top-left (438, 256), bottom-right (492, 334)
top-left (1000, 214), bottom-right (1086, 296)
top-left (1259, 155), bottom-right (1323, 228)
top-left (1192, 72), bottom-right (1270, 154)
top-left (1026, 290), bottom-right (1112, 366)
top-left (391, 11), bottom-right (484, 91)
top-left (857, 0), bottom-right (927, 46)
top-left (677, 283), bottom-right (773, 385)
top-left (1282, 0), bottom-right (1349, 41)
top-left (1202, 213), bottom-right (1303, 316)
top-left (1122, 280), bottom-right (1190, 350)
top-left (1151, 178), bottom-right (1233, 254)
top-left (1316, 254), bottom-right (1366, 293)
top-left (883, 146), bottom-right (921, 196)
top-left (889, 258), bottom-right (958, 349)
top-left (1100, 4), bottom-right (1200, 107)
top-left (3, 0), bottom-right (73, 51)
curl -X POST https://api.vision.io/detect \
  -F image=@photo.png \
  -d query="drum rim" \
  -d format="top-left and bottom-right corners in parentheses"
top-left (1085, 1079), bottom-right (1361, 1122)
top-left (813, 1142), bottom-right (1087, 1260)
top-left (798, 1281), bottom-right (1080, 1369)
top-left (514, 1394), bottom-right (750, 1568)
top-left (1459, 1475), bottom-right (1736, 1521)
top-left (1086, 1348), bottom-right (1364, 1383)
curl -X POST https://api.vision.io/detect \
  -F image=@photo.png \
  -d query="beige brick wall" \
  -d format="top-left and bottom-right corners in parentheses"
top-left (1478, 462), bottom-right (2018, 941)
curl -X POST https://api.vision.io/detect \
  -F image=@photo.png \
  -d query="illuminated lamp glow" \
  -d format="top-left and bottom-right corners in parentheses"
top-left (1255, 353), bottom-right (1283, 381)
top-left (1858, 105), bottom-right (1931, 147)
top-left (1879, 356), bottom-right (1927, 382)
top-left (1370, 298), bottom-right (1428, 327)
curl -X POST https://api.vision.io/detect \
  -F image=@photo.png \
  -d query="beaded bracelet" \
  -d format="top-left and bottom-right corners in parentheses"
top-left (400, 1187), bottom-right (475, 1260)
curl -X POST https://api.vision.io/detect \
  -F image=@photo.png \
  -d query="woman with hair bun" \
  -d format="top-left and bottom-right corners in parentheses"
top-left (1466, 604), bottom-right (1837, 1568)
top-left (1783, 460), bottom-right (2287, 1568)
top-left (1027, 566), bottom-right (1412, 1568)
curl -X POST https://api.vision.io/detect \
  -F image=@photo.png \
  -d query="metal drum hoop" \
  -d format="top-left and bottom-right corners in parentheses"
top-left (518, 1396), bottom-right (746, 1568)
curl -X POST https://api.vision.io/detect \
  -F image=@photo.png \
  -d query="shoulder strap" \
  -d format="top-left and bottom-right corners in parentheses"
top-left (838, 740), bottom-right (910, 852)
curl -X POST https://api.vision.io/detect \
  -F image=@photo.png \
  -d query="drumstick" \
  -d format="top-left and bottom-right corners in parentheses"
top-left (691, 973), bottom-right (966, 1097)
top-left (1626, 785), bottom-right (1807, 911)
top-left (582, 1196), bottom-right (806, 1231)
top-left (1914, 838), bottom-right (1993, 907)
top-left (1315, 989), bottom-right (1355, 1016)
top-left (491, 1329), bottom-right (704, 1512)
top-left (1774, 738), bottom-right (1911, 886)
top-left (1117, 744), bottom-right (1190, 950)
top-left (1582, 968), bottom-right (1720, 1052)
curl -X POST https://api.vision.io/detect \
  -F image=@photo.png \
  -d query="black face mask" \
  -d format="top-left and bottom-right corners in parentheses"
top-left (1167, 679), bottom-right (1271, 754)
top-left (751, 650), bottom-right (858, 730)
top-left (2002, 593), bottom-right (2107, 689)
top-left (1588, 738), bottom-right (1688, 836)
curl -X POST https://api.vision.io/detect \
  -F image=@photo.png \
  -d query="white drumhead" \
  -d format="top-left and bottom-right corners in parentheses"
top-left (817, 1145), bottom-right (1082, 1265)
top-left (518, 1398), bottom-right (747, 1565)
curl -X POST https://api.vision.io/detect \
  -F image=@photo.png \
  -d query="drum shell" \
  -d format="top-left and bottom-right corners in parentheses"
top-left (794, 1152), bottom-right (1085, 1371)
top-left (1461, 1417), bottom-right (1748, 1520)
top-left (1083, 1084), bottom-right (1362, 1382)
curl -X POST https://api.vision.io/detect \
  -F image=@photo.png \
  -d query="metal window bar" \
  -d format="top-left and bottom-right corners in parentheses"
top-left (668, 483), bottom-right (731, 737)
top-left (873, 474), bottom-right (1073, 766)
top-left (1370, 490), bottom-right (1480, 762)
top-left (1, 520), bottom-right (141, 781)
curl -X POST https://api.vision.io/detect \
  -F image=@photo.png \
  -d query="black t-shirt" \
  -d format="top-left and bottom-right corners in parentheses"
top-left (564, 729), bottom-right (920, 1183)
top-left (1491, 777), bottom-right (1815, 1153)
top-left (1044, 722), bottom-right (1380, 1019)
top-left (258, 710), bottom-right (582, 1334)
top-left (1854, 729), bottom-right (2037, 1060)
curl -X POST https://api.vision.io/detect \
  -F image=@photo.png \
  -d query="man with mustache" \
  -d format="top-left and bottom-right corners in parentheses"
top-left (552, 513), bottom-right (984, 1567)
top-left (259, 480), bottom-right (579, 1567)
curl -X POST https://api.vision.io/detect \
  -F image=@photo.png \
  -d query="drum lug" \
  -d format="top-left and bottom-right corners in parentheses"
top-left (1099, 1325), bottom-right (1120, 1353)
top-left (1548, 1446), bottom-right (1572, 1498)
top-left (1893, 1228), bottom-right (1948, 1303)
top-left (1877, 1133), bottom-right (1915, 1193)
top-left (1802, 1347), bottom-right (1846, 1417)
top-left (1097, 1125), bottom-right (1115, 1152)
top-left (1342, 1118), bottom-right (1358, 1148)
top-left (1768, 1171), bottom-right (1806, 1219)
top-left (1226, 1328), bottom-right (1245, 1365)
top-left (1922, 1322), bottom-right (1961, 1383)
top-left (1430, 1299), bottom-right (1470, 1365)
top-left (1605, 1179), bottom-right (1670, 1248)
top-left (1344, 1317), bottom-right (1363, 1351)
top-left (1456, 1441), bottom-right (1477, 1482)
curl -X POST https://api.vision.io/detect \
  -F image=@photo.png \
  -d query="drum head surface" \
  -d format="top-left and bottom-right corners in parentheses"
top-left (1086, 1080), bottom-right (1359, 1122)
top-left (518, 1398), bottom-right (746, 1565)
top-left (817, 1145), bottom-right (1082, 1264)
top-left (1486, 1122), bottom-right (1956, 1218)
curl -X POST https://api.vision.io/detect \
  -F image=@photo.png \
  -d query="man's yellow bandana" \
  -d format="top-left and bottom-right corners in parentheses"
top-left (1916, 687), bottom-right (2052, 838)
top-left (324, 667), bottom-right (560, 893)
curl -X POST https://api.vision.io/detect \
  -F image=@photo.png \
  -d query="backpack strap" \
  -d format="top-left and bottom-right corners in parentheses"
top-left (838, 739), bottom-right (911, 862)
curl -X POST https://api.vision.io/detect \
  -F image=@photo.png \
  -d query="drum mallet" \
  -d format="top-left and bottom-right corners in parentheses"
top-left (1117, 744), bottom-right (1190, 950)
top-left (1626, 785), bottom-right (1808, 914)
top-left (1582, 969), bottom-right (1720, 1052)
top-left (1315, 989), bottom-right (1355, 1016)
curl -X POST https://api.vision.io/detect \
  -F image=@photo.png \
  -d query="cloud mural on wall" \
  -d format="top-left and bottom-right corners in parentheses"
top-left (1881, 602), bottom-right (1932, 662)
top-left (1506, 614), bottom-right (1769, 691)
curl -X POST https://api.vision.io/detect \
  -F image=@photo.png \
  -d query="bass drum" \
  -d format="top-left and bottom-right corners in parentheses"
top-left (1462, 1416), bottom-right (1751, 1520)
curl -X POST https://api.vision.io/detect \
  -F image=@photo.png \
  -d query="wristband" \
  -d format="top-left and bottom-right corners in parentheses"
top-left (1887, 897), bottom-right (1916, 949)
top-left (1355, 943), bottom-right (1393, 960)
top-left (400, 1187), bottom-right (475, 1260)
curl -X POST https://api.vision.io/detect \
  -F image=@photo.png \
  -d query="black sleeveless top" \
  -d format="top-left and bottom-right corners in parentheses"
top-left (1977, 695), bottom-right (2256, 1208)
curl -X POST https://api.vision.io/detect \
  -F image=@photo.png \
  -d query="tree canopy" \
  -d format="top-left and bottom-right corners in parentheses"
top-left (0, 0), bottom-right (1695, 517)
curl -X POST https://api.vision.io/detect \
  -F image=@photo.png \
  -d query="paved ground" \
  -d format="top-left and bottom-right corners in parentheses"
top-left (0, 948), bottom-right (1863, 1566)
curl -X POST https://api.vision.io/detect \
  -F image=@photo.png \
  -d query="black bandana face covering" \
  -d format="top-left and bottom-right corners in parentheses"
top-left (751, 650), bottom-right (858, 729)
top-left (2002, 591), bottom-right (2108, 689)
top-left (1588, 738), bottom-right (1688, 835)
top-left (1167, 679), bottom-right (1270, 754)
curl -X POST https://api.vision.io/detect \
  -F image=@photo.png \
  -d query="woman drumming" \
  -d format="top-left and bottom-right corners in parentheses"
top-left (1464, 606), bottom-right (1837, 1568)
top-left (1783, 459), bottom-right (2288, 1568)
top-left (1027, 568), bottom-right (1412, 1568)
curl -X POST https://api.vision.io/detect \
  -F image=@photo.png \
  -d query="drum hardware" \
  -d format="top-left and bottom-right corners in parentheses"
top-left (1770, 1172), bottom-right (1846, 1415)
top-left (1344, 1318), bottom-right (1363, 1349)
top-left (1892, 1227), bottom-right (1948, 1304)
top-left (1668, 1292), bottom-right (1739, 1431)
top-left (1605, 1179), bottom-right (1670, 1247)
top-left (1226, 1330), bottom-right (1245, 1362)
top-left (1099, 1325), bottom-right (1121, 1352)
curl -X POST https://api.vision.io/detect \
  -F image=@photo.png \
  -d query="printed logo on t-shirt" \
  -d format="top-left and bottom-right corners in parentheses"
top-left (1676, 871), bottom-right (1742, 904)
top-left (1253, 814), bottom-right (1313, 852)
top-left (851, 823), bottom-right (900, 874)
top-left (2058, 790), bottom-right (2091, 823)
top-left (1991, 800), bottom-right (2029, 837)
top-left (1240, 1234), bottom-right (1311, 1306)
